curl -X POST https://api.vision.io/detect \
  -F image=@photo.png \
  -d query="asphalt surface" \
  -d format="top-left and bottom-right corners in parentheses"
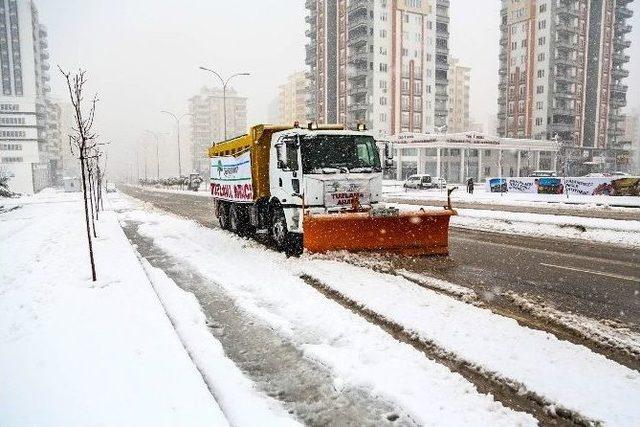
top-left (120, 185), bottom-right (640, 328)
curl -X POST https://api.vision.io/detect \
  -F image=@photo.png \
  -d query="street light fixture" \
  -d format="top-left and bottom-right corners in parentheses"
top-left (161, 110), bottom-right (192, 177)
top-left (198, 66), bottom-right (250, 140)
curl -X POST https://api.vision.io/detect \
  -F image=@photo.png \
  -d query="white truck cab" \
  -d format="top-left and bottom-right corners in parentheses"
top-left (268, 128), bottom-right (385, 241)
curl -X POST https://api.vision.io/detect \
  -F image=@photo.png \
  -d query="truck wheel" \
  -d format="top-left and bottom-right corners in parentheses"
top-left (218, 202), bottom-right (230, 230)
top-left (230, 203), bottom-right (247, 235)
top-left (270, 207), bottom-right (302, 256)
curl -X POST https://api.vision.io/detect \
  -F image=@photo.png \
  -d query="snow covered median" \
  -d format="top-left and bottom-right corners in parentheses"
top-left (389, 202), bottom-right (640, 247)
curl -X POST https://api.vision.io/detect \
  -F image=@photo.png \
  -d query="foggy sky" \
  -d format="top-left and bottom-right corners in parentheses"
top-left (39, 0), bottom-right (640, 178)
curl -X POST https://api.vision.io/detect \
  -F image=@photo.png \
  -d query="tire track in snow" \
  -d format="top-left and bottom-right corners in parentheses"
top-left (299, 274), bottom-right (596, 427)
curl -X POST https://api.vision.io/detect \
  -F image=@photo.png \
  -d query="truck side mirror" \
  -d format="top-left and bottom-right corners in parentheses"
top-left (384, 142), bottom-right (394, 160)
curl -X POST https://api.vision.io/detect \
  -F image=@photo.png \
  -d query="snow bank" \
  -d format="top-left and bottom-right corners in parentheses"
top-left (118, 199), bottom-right (536, 426)
top-left (298, 259), bottom-right (640, 426)
top-left (389, 202), bottom-right (640, 247)
top-left (140, 260), bottom-right (300, 427)
top-left (384, 184), bottom-right (640, 208)
top-left (0, 190), bottom-right (227, 426)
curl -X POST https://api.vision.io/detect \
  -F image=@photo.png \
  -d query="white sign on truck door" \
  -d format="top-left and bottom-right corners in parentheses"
top-left (210, 151), bottom-right (253, 202)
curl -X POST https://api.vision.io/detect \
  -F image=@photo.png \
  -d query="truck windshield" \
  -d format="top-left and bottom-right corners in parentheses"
top-left (301, 135), bottom-right (382, 174)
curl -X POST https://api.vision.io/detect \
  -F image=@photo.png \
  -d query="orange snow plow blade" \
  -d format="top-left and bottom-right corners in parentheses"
top-left (303, 209), bottom-right (456, 256)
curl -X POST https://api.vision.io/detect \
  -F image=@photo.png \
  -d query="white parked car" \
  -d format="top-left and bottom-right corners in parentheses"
top-left (403, 174), bottom-right (437, 189)
top-left (434, 177), bottom-right (447, 188)
top-left (106, 183), bottom-right (117, 193)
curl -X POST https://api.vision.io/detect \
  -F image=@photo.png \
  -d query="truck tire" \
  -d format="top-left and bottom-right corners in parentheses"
top-left (218, 202), bottom-right (230, 230)
top-left (270, 206), bottom-right (302, 256)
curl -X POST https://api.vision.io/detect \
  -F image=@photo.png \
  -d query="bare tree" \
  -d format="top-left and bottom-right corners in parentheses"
top-left (59, 67), bottom-right (99, 282)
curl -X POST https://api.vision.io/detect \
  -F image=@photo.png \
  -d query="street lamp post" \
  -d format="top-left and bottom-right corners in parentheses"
top-left (145, 130), bottom-right (161, 178)
top-left (161, 111), bottom-right (192, 177)
top-left (198, 66), bottom-right (250, 140)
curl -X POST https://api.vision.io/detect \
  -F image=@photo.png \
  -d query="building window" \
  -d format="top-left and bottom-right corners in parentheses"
top-left (538, 20), bottom-right (546, 30)
top-left (402, 148), bottom-right (418, 156)
top-left (538, 36), bottom-right (546, 46)
top-left (1, 156), bottom-right (23, 163)
top-left (536, 85), bottom-right (544, 94)
top-left (535, 117), bottom-right (543, 125)
top-left (379, 63), bottom-right (388, 72)
top-left (539, 4), bottom-right (547, 13)
top-left (380, 97), bottom-right (387, 105)
top-left (538, 52), bottom-right (545, 61)
top-left (537, 69), bottom-right (545, 78)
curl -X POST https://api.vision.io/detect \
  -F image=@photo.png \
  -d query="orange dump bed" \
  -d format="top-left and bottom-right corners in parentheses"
top-left (303, 209), bottom-right (456, 256)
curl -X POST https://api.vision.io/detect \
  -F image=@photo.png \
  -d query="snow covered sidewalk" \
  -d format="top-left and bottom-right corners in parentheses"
top-left (0, 190), bottom-right (294, 427)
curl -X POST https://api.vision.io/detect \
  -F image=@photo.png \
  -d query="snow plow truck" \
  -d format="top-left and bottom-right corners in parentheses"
top-left (208, 123), bottom-right (455, 256)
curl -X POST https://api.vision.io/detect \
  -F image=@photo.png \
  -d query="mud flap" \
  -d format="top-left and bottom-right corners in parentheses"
top-left (302, 209), bottom-right (456, 256)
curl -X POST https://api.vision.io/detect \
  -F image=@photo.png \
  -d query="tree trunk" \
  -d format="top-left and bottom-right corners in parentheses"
top-left (80, 154), bottom-right (97, 281)
top-left (87, 161), bottom-right (97, 237)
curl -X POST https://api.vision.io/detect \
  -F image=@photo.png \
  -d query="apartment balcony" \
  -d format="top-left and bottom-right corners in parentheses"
top-left (555, 36), bottom-right (575, 50)
top-left (499, 36), bottom-right (507, 47)
top-left (348, 30), bottom-right (369, 48)
top-left (612, 52), bottom-right (630, 64)
top-left (615, 24), bottom-right (632, 35)
top-left (348, 66), bottom-right (368, 81)
top-left (553, 106), bottom-right (575, 116)
top-left (435, 60), bottom-right (448, 71)
top-left (610, 83), bottom-right (628, 94)
top-left (348, 0), bottom-right (369, 14)
top-left (305, 15), bottom-right (314, 25)
top-left (348, 50), bottom-right (369, 66)
top-left (554, 90), bottom-right (576, 100)
top-left (305, 0), bottom-right (316, 10)
top-left (555, 20), bottom-right (577, 33)
top-left (555, 55), bottom-right (575, 66)
top-left (499, 65), bottom-right (507, 75)
top-left (550, 122), bottom-right (575, 132)
top-left (613, 37), bottom-right (631, 50)
top-left (348, 10), bottom-right (369, 28)
top-left (557, 4), bottom-right (579, 18)
top-left (499, 51), bottom-right (507, 62)
top-left (40, 51), bottom-right (49, 60)
top-left (40, 39), bottom-right (48, 49)
top-left (348, 85), bottom-right (368, 97)
top-left (305, 44), bottom-right (317, 65)
top-left (436, 24), bottom-right (449, 37)
top-left (555, 71), bottom-right (575, 83)
top-left (608, 113), bottom-right (624, 123)
top-left (436, 45), bottom-right (448, 56)
top-left (611, 96), bottom-right (627, 108)
top-left (616, 7), bottom-right (633, 20)
top-left (348, 102), bottom-right (369, 113)
top-left (611, 67), bottom-right (629, 79)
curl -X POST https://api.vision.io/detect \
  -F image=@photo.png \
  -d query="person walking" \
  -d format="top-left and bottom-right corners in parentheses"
top-left (467, 177), bottom-right (474, 194)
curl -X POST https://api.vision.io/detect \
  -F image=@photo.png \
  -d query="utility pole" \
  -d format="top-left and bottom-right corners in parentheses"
top-left (198, 66), bottom-right (250, 140)
top-left (161, 110), bottom-right (192, 177)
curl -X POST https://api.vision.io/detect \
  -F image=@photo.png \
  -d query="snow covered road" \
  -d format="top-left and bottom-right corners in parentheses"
top-left (114, 191), bottom-right (640, 426)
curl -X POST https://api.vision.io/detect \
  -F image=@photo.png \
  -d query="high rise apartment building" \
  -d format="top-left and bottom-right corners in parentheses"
top-left (305, 0), bottom-right (450, 138)
top-left (276, 71), bottom-right (308, 125)
top-left (188, 86), bottom-right (247, 175)
top-left (497, 0), bottom-right (633, 170)
top-left (0, 0), bottom-right (57, 193)
top-left (447, 56), bottom-right (470, 133)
